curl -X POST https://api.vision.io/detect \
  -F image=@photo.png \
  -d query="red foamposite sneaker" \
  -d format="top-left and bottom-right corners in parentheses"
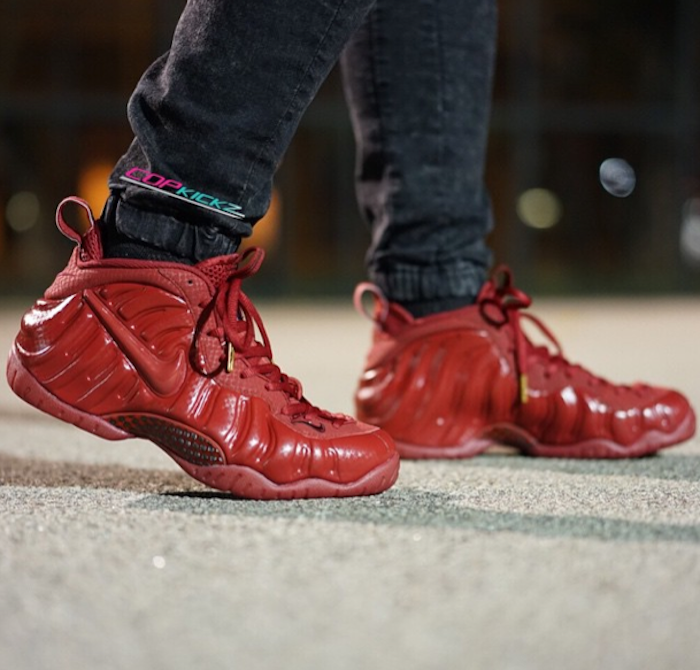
top-left (354, 268), bottom-right (696, 459)
top-left (6, 197), bottom-right (399, 498)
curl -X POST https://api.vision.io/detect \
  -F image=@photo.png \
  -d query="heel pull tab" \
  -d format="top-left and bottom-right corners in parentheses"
top-left (353, 282), bottom-right (390, 327)
top-left (55, 197), bottom-right (96, 243)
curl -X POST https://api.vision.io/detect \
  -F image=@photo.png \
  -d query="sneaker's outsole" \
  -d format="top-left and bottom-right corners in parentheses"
top-left (395, 412), bottom-right (696, 460)
top-left (6, 347), bottom-right (400, 499)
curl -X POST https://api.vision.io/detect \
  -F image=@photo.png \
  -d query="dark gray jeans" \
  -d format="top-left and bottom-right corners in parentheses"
top-left (109, 0), bottom-right (497, 308)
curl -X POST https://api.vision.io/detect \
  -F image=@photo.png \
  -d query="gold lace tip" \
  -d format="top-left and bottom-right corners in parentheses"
top-left (519, 374), bottom-right (529, 403)
top-left (227, 342), bottom-right (235, 373)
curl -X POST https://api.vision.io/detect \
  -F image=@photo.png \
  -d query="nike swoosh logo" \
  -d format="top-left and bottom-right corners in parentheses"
top-left (84, 289), bottom-right (188, 397)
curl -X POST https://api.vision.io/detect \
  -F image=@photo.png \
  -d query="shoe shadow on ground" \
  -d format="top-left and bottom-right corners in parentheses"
top-left (3, 451), bottom-right (700, 546)
top-left (0, 452), bottom-right (207, 495)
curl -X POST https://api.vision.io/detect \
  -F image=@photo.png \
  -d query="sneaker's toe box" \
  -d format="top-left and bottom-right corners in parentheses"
top-left (641, 388), bottom-right (696, 443)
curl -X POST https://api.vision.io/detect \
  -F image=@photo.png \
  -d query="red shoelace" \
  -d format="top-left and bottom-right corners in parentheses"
top-left (478, 266), bottom-right (611, 403)
top-left (201, 248), bottom-right (348, 430)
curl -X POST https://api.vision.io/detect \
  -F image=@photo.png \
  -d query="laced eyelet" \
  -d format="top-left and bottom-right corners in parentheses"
top-left (198, 247), bottom-right (328, 423)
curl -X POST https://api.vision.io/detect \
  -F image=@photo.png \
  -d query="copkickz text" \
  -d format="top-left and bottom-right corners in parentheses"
top-left (120, 168), bottom-right (244, 220)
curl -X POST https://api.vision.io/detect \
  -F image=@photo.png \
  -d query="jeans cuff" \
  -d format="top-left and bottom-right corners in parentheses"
top-left (369, 260), bottom-right (487, 306)
top-left (108, 195), bottom-right (241, 262)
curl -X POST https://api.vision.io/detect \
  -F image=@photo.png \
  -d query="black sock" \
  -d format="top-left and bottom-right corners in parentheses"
top-left (400, 294), bottom-right (477, 319)
top-left (99, 220), bottom-right (195, 265)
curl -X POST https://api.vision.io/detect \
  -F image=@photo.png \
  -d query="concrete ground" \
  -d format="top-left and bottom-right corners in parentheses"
top-left (1, 297), bottom-right (699, 670)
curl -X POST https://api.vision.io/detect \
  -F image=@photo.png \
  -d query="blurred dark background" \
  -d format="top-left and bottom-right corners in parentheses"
top-left (2, 0), bottom-right (700, 297)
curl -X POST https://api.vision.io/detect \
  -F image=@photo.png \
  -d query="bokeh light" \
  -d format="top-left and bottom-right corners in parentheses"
top-left (242, 187), bottom-right (282, 251)
top-left (680, 198), bottom-right (700, 266)
top-left (516, 188), bottom-right (563, 230)
top-left (599, 158), bottom-right (636, 197)
top-left (6, 191), bottom-right (41, 232)
top-left (78, 161), bottom-right (113, 216)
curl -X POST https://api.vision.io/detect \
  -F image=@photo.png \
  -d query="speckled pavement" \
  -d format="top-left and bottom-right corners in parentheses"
top-left (1, 298), bottom-right (699, 670)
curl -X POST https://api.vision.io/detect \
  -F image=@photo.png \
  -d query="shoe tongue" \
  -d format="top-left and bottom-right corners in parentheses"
top-left (196, 255), bottom-right (239, 287)
top-left (81, 226), bottom-right (104, 261)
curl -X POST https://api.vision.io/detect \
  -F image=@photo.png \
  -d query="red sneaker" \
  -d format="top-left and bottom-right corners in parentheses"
top-left (354, 268), bottom-right (696, 459)
top-left (7, 197), bottom-right (399, 498)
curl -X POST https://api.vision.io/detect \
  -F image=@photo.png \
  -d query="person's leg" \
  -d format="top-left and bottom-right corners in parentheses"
top-left (346, 0), bottom-right (695, 457)
top-left (340, 0), bottom-right (497, 316)
top-left (7, 0), bottom-right (401, 499)
top-left (105, 0), bottom-right (379, 262)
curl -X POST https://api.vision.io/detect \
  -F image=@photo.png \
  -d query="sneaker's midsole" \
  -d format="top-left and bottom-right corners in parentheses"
top-left (394, 414), bottom-right (696, 460)
top-left (6, 346), bottom-right (400, 497)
